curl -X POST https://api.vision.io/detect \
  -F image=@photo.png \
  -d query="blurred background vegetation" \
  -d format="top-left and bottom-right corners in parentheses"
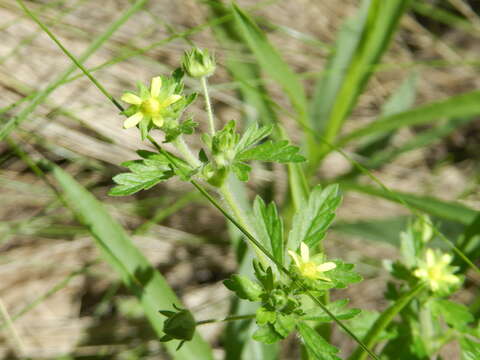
top-left (0, 0), bottom-right (479, 359)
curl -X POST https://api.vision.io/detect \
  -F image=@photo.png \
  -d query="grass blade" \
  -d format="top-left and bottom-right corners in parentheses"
top-left (1, 0), bottom-right (142, 140)
top-left (339, 90), bottom-right (480, 145)
top-left (231, 3), bottom-right (315, 157)
top-left (52, 166), bottom-right (213, 360)
top-left (340, 181), bottom-right (477, 225)
top-left (314, 0), bottom-right (411, 161)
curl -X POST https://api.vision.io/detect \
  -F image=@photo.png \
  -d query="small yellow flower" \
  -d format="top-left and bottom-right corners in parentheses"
top-left (288, 242), bottom-right (336, 281)
top-left (121, 76), bottom-right (182, 129)
top-left (413, 248), bottom-right (460, 293)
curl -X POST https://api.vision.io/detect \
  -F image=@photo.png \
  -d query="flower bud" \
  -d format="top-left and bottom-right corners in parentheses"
top-left (159, 305), bottom-right (196, 350)
top-left (182, 47), bottom-right (216, 78)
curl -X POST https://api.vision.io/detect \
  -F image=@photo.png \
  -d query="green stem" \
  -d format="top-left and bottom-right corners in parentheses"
top-left (201, 76), bottom-right (216, 135)
top-left (196, 314), bottom-right (255, 326)
top-left (219, 181), bottom-right (268, 266)
top-left (348, 283), bottom-right (425, 360)
top-left (173, 135), bottom-right (201, 168)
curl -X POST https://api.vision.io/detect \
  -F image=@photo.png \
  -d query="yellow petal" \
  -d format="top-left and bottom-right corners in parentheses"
top-left (300, 242), bottom-right (310, 263)
top-left (152, 115), bottom-right (164, 127)
top-left (123, 112), bottom-right (143, 128)
top-left (121, 93), bottom-right (142, 105)
top-left (288, 250), bottom-right (301, 268)
top-left (426, 249), bottom-right (435, 267)
top-left (162, 94), bottom-right (182, 107)
top-left (414, 269), bottom-right (427, 279)
top-left (317, 262), bottom-right (336, 272)
top-left (440, 254), bottom-right (452, 265)
top-left (150, 76), bottom-right (162, 97)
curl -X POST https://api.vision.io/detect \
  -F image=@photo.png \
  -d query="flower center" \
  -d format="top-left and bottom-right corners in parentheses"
top-left (429, 265), bottom-right (444, 282)
top-left (300, 261), bottom-right (319, 279)
top-left (141, 98), bottom-right (161, 116)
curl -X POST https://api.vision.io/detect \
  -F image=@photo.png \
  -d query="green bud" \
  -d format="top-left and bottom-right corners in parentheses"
top-left (182, 47), bottom-right (216, 78)
top-left (159, 305), bottom-right (196, 350)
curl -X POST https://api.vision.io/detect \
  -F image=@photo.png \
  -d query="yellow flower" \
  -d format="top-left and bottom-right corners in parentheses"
top-left (413, 248), bottom-right (460, 293)
top-left (121, 76), bottom-right (182, 129)
top-left (288, 242), bottom-right (336, 281)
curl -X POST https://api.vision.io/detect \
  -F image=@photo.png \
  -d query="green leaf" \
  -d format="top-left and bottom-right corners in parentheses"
top-left (253, 196), bottom-right (284, 264)
top-left (235, 123), bottom-right (273, 152)
top-left (223, 275), bottom-right (262, 301)
top-left (272, 313), bottom-right (295, 338)
top-left (256, 307), bottom-right (276, 325)
top-left (302, 299), bottom-right (361, 322)
top-left (231, 161), bottom-right (251, 182)
top-left (163, 117), bottom-right (198, 143)
top-left (430, 299), bottom-right (474, 331)
top-left (252, 323), bottom-right (283, 344)
top-left (236, 140), bottom-right (305, 163)
top-left (327, 261), bottom-right (362, 289)
top-left (52, 166), bottom-right (213, 360)
top-left (287, 184), bottom-right (341, 251)
top-left (109, 151), bottom-right (174, 196)
top-left (297, 321), bottom-right (340, 360)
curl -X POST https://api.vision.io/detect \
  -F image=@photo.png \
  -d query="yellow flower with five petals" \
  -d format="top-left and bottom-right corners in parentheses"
top-left (288, 242), bottom-right (336, 281)
top-left (121, 76), bottom-right (182, 129)
top-left (413, 248), bottom-right (460, 293)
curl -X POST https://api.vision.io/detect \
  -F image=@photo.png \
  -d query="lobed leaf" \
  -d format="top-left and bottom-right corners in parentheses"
top-left (287, 184), bottom-right (341, 252)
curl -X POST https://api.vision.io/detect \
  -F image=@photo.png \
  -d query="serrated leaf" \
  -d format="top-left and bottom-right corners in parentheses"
top-left (272, 314), bottom-right (295, 338)
top-left (109, 153), bottom-right (174, 196)
top-left (430, 299), bottom-right (474, 331)
top-left (327, 261), bottom-right (362, 288)
top-left (253, 196), bottom-right (284, 264)
top-left (223, 275), bottom-right (262, 301)
top-left (256, 307), bottom-right (276, 325)
top-left (287, 184), bottom-right (341, 252)
top-left (235, 123), bottom-right (273, 152)
top-left (237, 140), bottom-right (305, 163)
top-left (252, 324), bottom-right (283, 344)
top-left (163, 117), bottom-right (198, 143)
top-left (297, 322), bottom-right (340, 360)
top-left (231, 161), bottom-right (251, 182)
top-left (302, 299), bottom-right (361, 322)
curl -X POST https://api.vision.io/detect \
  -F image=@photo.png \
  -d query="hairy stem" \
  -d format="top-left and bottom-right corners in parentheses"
top-left (201, 76), bottom-right (216, 135)
top-left (173, 135), bottom-right (201, 168)
top-left (197, 314), bottom-right (255, 326)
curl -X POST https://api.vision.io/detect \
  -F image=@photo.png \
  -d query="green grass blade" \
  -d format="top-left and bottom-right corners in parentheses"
top-left (310, 0), bottom-right (370, 135)
top-left (339, 90), bottom-right (480, 145)
top-left (314, 0), bottom-right (411, 162)
top-left (0, 0), bottom-right (143, 140)
top-left (52, 166), bottom-right (213, 360)
top-left (340, 181), bottom-right (477, 225)
top-left (348, 283), bottom-right (425, 360)
top-left (231, 3), bottom-right (315, 157)
top-left (365, 117), bottom-right (475, 168)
